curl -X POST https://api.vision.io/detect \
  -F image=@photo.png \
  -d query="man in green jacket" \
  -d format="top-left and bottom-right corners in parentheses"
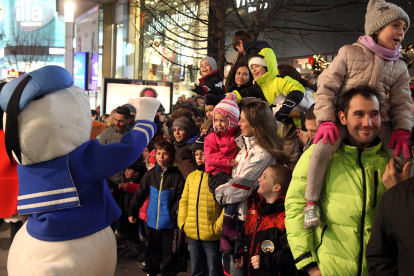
top-left (286, 86), bottom-right (390, 276)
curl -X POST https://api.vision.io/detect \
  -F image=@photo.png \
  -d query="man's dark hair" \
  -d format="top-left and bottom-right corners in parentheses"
top-left (267, 164), bottom-right (293, 195)
top-left (305, 104), bottom-right (316, 120)
top-left (115, 106), bottom-right (131, 120)
top-left (232, 31), bottom-right (252, 51)
top-left (155, 141), bottom-right (176, 162)
top-left (336, 86), bottom-right (380, 118)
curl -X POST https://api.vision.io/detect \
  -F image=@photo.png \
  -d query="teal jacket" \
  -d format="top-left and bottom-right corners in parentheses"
top-left (285, 138), bottom-right (389, 275)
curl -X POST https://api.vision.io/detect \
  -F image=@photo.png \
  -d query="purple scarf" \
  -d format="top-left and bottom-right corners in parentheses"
top-left (359, 36), bottom-right (401, 61)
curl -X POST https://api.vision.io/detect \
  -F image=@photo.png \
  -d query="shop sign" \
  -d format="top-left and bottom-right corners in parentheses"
top-left (236, 0), bottom-right (268, 13)
top-left (14, 0), bottom-right (55, 32)
top-left (147, 4), bottom-right (199, 34)
top-left (74, 52), bottom-right (88, 90)
top-left (8, 70), bottom-right (20, 78)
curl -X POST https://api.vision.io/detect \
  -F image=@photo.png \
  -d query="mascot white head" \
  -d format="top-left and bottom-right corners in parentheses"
top-left (0, 65), bottom-right (91, 165)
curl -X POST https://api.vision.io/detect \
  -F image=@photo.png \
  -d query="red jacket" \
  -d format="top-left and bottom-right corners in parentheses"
top-left (204, 127), bottom-right (237, 175)
top-left (243, 196), bottom-right (299, 276)
top-left (0, 130), bottom-right (18, 218)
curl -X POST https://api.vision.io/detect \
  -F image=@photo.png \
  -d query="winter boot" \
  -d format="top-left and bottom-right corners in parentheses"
top-left (303, 205), bottom-right (321, 229)
top-left (119, 240), bottom-right (133, 256)
top-left (220, 238), bottom-right (234, 255)
top-left (221, 215), bottom-right (242, 241)
top-left (125, 242), bottom-right (141, 258)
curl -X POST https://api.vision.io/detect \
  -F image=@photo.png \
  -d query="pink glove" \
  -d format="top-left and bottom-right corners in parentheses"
top-left (313, 122), bottom-right (340, 145)
top-left (389, 129), bottom-right (411, 159)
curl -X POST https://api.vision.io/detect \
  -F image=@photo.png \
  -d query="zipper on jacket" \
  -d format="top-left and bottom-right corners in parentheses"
top-left (156, 171), bottom-right (165, 230)
top-left (196, 172), bottom-right (204, 240)
top-left (356, 149), bottom-right (367, 276)
top-left (315, 225), bottom-right (328, 254)
top-left (373, 171), bottom-right (378, 207)
top-left (248, 211), bottom-right (260, 275)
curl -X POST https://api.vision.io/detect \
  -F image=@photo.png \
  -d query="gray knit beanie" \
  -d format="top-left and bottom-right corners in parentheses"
top-left (365, 0), bottom-right (410, 36)
top-left (173, 117), bottom-right (193, 137)
top-left (200, 56), bottom-right (217, 71)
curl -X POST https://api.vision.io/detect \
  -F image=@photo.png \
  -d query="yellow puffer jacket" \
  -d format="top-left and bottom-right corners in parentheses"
top-left (178, 169), bottom-right (223, 241)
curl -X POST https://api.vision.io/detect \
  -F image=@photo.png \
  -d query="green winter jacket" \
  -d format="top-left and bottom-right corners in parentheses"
top-left (233, 47), bottom-right (305, 105)
top-left (285, 138), bottom-right (389, 276)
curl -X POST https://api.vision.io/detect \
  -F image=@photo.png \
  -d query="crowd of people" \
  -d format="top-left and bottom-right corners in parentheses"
top-left (2, 0), bottom-right (414, 275)
top-left (84, 1), bottom-right (414, 275)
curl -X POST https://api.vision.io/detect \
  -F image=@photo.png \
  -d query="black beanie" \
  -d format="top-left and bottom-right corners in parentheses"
top-left (192, 134), bottom-right (206, 152)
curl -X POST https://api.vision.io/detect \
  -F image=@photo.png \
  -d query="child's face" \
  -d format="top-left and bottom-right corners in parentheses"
top-left (173, 127), bottom-right (188, 142)
top-left (196, 98), bottom-right (205, 107)
top-left (205, 105), bottom-right (215, 119)
top-left (235, 40), bottom-right (245, 54)
top-left (156, 148), bottom-right (172, 167)
top-left (375, 19), bottom-right (407, 51)
top-left (125, 168), bottom-right (138, 179)
top-left (250, 64), bottom-right (266, 79)
top-left (147, 162), bottom-right (156, 170)
top-left (194, 150), bottom-right (206, 166)
top-left (214, 113), bottom-right (229, 132)
top-left (258, 167), bottom-right (278, 196)
top-left (142, 147), bottom-right (150, 159)
top-left (200, 60), bottom-right (213, 76)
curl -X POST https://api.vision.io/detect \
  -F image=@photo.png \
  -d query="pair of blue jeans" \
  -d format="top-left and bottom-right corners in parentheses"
top-left (189, 238), bottom-right (223, 276)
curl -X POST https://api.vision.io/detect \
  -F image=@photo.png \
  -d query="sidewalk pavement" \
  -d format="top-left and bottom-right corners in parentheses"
top-left (0, 222), bottom-right (190, 276)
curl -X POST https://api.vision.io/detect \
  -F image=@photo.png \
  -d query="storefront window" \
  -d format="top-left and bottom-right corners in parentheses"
top-left (140, 1), bottom-right (208, 99)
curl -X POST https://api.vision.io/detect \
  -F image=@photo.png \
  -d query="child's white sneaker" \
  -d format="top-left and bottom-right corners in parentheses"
top-left (303, 205), bottom-right (321, 229)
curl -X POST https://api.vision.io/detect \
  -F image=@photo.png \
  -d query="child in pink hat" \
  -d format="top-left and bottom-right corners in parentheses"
top-left (204, 93), bottom-right (241, 254)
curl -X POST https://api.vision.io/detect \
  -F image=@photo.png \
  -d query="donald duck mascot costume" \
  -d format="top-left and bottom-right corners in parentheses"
top-left (1, 66), bottom-right (159, 275)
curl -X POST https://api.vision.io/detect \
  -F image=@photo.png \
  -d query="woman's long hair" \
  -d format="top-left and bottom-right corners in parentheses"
top-left (243, 101), bottom-right (292, 167)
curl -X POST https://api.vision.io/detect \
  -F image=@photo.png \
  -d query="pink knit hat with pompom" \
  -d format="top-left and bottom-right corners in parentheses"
top-left (212, 93), bottom-right (240, 129)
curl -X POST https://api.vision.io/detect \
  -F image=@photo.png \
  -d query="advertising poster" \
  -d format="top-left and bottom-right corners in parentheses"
top-left (74, 52), bottom-right (88, 90)
top-left (106, 83), bottom-right (171, 114)
top-left (75, 6), bottom-right (99, 91)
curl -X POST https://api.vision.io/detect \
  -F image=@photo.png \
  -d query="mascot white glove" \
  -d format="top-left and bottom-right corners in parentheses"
top-left (128, 97), bottom-right (160, 122)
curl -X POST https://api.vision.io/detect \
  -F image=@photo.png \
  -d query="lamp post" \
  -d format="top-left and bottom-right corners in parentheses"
top-left (64, 0), bottom-right (74, 76)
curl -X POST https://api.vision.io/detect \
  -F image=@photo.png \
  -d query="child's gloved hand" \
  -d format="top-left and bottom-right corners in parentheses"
top-left (313, 122), bottom-right (339, 145)
top-left (389, 129), bottom-right (411, 158)
top-left (275, 99), bottom-right (295, 122)
top-left (191, 85), bottom-right (205, 95)
top-left (128, 97), bottom-right (160, 122)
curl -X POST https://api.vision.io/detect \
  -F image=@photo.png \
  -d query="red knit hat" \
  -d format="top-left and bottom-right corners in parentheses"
top-left (212, 93), bottom-right (240, 129)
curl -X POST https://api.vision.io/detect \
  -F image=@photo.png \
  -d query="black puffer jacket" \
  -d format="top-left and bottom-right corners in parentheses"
top-left (242, 197), bottom-right (304, 276)
top-left (193, 70), bottom-right (225, 96)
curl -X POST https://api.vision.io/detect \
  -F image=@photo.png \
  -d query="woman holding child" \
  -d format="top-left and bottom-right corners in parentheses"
top-left (211, 100), bottom-right (291, 275)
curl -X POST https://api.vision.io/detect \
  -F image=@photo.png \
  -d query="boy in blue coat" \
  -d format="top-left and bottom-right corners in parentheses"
top-left (129, 141), bottom-right (185, 276)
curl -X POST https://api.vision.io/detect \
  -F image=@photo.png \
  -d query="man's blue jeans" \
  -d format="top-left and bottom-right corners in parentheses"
top-left (189, 238), bottom-right (223, 276)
